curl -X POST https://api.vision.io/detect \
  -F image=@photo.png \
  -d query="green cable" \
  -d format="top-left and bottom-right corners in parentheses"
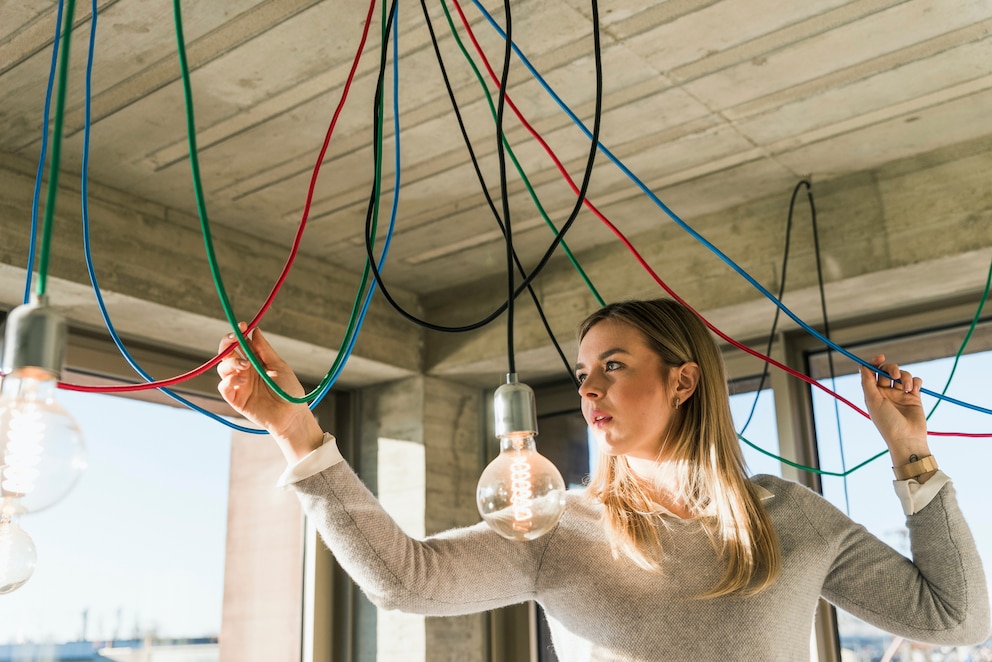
top-left (282, 0), bottom-right (393, 403)
top-left (740, 254), bottom-right (992, 476)
top-left (172, 0), bottom-right (385, 404)
top-left (438, 0), bottom-right (604, 307)
top-left (35, 0), bottom-right (78, 297)
top-left (924, 256), bottom-right (992, 420)
top-left (441, 0), bottom-right (990, 475)
top-left (443, 0), bottom-right (992, 478)
top-left (739, 433), bottom-right (887, 478)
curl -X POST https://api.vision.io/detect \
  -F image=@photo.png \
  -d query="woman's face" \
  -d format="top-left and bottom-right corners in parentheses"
top-left (575, 319), bottom-right (676, 461)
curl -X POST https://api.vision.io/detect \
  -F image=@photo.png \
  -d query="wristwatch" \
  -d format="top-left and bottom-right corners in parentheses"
top-left (892, 454), bottom-right (938, 480)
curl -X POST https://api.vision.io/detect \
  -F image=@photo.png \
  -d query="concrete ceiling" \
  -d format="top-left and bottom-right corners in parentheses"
top-left (3, 0), bottom-right (990, 290)
top-left (2, 0), bottom-right (991, 388)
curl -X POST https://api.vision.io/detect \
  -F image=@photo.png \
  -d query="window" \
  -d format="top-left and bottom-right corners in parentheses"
top-left (0, 389), bottom-right (230, 654)
top-left (730, 385), bottom-right (783, 478)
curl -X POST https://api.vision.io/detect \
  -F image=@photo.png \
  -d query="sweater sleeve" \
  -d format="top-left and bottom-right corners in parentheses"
top-left (291, 461), bottom-right (551, 616)
top-left (807, 479), bottom-right (990, 645)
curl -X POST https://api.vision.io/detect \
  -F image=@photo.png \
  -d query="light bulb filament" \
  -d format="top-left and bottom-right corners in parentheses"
top-left (0, 514), bottom-right (15, 558)
top-left (509, 455), bottom-right (534, 528)
top-left (2, 405), bottom-right (45, 495)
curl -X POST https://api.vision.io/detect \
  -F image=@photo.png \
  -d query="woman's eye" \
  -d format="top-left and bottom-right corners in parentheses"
top-left (605, 361), bottom-right (622, 371)
top-left (575, 373), bottom-right (587, 384)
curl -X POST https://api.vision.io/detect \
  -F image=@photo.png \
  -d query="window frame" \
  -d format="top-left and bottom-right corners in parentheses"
top-left (732, 299), bottom-right (992, 662)
top-left (54, 325), bottom-right (349, 662)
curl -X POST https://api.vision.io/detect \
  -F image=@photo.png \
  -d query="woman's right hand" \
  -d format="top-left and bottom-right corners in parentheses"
top-left (217, 324), bottom-right (325, 462)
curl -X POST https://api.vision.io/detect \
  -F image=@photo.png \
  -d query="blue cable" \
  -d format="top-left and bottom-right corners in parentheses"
top-left (78, 0), bottom-right (257, 431)
top-left (312, 0), bottom-right (402, 404)
top-left (74, 1), bottom-right (398, 432)
top-left (470, 0), bottom-right (992, 418)
top-left (25, 0), bottom-right (66, 305)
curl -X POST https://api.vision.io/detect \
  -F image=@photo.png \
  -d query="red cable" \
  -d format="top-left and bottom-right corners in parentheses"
top-left (58, 0), bottom-right (379, 393)
top-left (58, 0), bottom-right (992, 442)
top-left (449, 0), bottom-right (992, 439)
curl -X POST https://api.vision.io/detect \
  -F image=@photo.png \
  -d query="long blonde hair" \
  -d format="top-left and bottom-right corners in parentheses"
top-left (579, 299), bottom-right (780, 597)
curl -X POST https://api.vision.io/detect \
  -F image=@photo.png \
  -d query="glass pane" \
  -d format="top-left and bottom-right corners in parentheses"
top-left (537, 409), bottom-right (590, 489)
top-left (0, 389), bottom-right (230, 655)
top-left (811, 351), bottom-right (992, 660)
top-left (730, 388), bottom-right (783, 478)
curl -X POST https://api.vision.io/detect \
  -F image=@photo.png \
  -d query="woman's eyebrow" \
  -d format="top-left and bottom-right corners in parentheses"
top-left (574, 347), bottom-right (630, 371)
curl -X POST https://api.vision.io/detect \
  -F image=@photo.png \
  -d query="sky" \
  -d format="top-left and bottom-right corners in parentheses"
top-left (0, 390), bottom-right (231, 644)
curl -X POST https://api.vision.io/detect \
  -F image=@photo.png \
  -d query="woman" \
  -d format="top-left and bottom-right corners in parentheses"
top-left (217, 298), bottom-right (989, 660)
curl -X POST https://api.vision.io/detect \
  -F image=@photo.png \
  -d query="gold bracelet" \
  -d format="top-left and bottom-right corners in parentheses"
top-left (892, 454), bottom-right (938, 480)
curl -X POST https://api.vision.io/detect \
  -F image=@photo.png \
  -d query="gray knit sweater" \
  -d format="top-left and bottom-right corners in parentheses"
top-left (294, 463), bottom-right (989, 661)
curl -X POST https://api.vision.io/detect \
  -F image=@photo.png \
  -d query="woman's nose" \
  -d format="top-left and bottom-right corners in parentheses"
top-left (578, 375), bottom-right (601, 399)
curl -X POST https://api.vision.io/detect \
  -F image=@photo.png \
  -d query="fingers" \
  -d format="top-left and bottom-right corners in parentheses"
top-left (860, 354), bottom-right (922, 395)
top-left (878, 365), bottom-right (920, 394)
top-left (217, 372), bottom-right (244, 403)
top-left (859, 354), bottom-right (882, 393)
top-left (215, 323), bottom-right (297, 392)
top-left (246, 327), bottom-right (279, 366)
top-left (891, 369), bottom-right (922, 395)
top-left (217, 323), bottom-right (258, 384)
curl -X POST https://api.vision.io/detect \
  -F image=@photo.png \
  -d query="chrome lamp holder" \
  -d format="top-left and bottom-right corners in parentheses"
top-left (1, 295), bottom-right (66, 380)
top-left (494, 373), bottom-right (538, 438)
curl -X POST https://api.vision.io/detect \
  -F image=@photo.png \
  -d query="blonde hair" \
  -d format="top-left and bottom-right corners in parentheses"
top-left (579, 299), bottom-right (780, 597)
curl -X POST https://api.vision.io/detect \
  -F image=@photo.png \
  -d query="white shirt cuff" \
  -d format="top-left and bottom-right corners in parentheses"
top-left (893, 470), bottom-right (951, 516)
top-left (276, 432), bottom-right (344, 487)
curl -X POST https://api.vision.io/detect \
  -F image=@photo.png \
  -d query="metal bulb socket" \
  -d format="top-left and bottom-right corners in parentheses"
top-left (494, 373), bottom-right (538, 438)
top-left (2, 296), bottom-right (66, 380)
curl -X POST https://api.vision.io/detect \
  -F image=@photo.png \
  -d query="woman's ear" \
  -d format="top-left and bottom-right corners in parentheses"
top-left (673, 362), bottom-right (700, 403)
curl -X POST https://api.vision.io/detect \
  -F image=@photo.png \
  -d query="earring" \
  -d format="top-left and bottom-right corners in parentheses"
top-left (673, 396), bottom-right (680, 410)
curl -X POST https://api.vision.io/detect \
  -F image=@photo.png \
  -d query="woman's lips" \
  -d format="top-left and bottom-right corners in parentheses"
top-left (588, 410), bottom-right (612, 428)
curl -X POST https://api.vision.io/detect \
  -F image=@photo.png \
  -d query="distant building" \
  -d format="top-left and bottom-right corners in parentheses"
top-left (0, 641), bottom-right (111, 662)
top-left (0, 638), bottom-right (218, 662)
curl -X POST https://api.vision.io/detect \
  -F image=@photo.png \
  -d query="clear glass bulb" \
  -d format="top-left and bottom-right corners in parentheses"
top-left (477, 433), bottom-right (566, 541)
top-left (0, 370), bottom-right (87, 514)
top-left (0, 506), bottom-right (36, 594)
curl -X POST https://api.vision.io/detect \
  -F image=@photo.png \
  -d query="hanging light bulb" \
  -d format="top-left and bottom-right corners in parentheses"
top-left (0, 370), bottom-right (87, 512)
top-left (0, 502), bottom-right (36, 594)
top-left (477, 375), bottom-right (566, 541)
top-left (0, 296), bottom-right (86, 514)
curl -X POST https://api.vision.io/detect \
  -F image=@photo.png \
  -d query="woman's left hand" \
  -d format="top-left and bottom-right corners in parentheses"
top-left (859, 354), bottom-right (933, 473)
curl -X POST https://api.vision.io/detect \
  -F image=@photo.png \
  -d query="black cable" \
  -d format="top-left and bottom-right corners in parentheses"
top-left (810, 181), bottom-right (833, 367)
top-left (414, 0), bottom-right (563, 346)
top-left (365, 0), bottom-right (604, 333)
top-left (416, 0), bottom-right (580, 385)
top-left (810, 179), bottom-right (851, 511)
top-left (362, 0), bottom-right (396, 290)
top-left (739, 179), bottom-right (809, 433)
top-left (493, 0), bottom-right (587, 388)
top-left (395, 0), bottom-right (580, 386)
top-left (499, 0), bottom-right (515, 374)
top-left (415, 0), bottom-right (534, 282)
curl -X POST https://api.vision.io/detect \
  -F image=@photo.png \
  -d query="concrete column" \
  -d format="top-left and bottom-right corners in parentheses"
top-left (220, 428), bottom-right (305, 662)
top-left (356, 375), bottom-right (488, 662)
